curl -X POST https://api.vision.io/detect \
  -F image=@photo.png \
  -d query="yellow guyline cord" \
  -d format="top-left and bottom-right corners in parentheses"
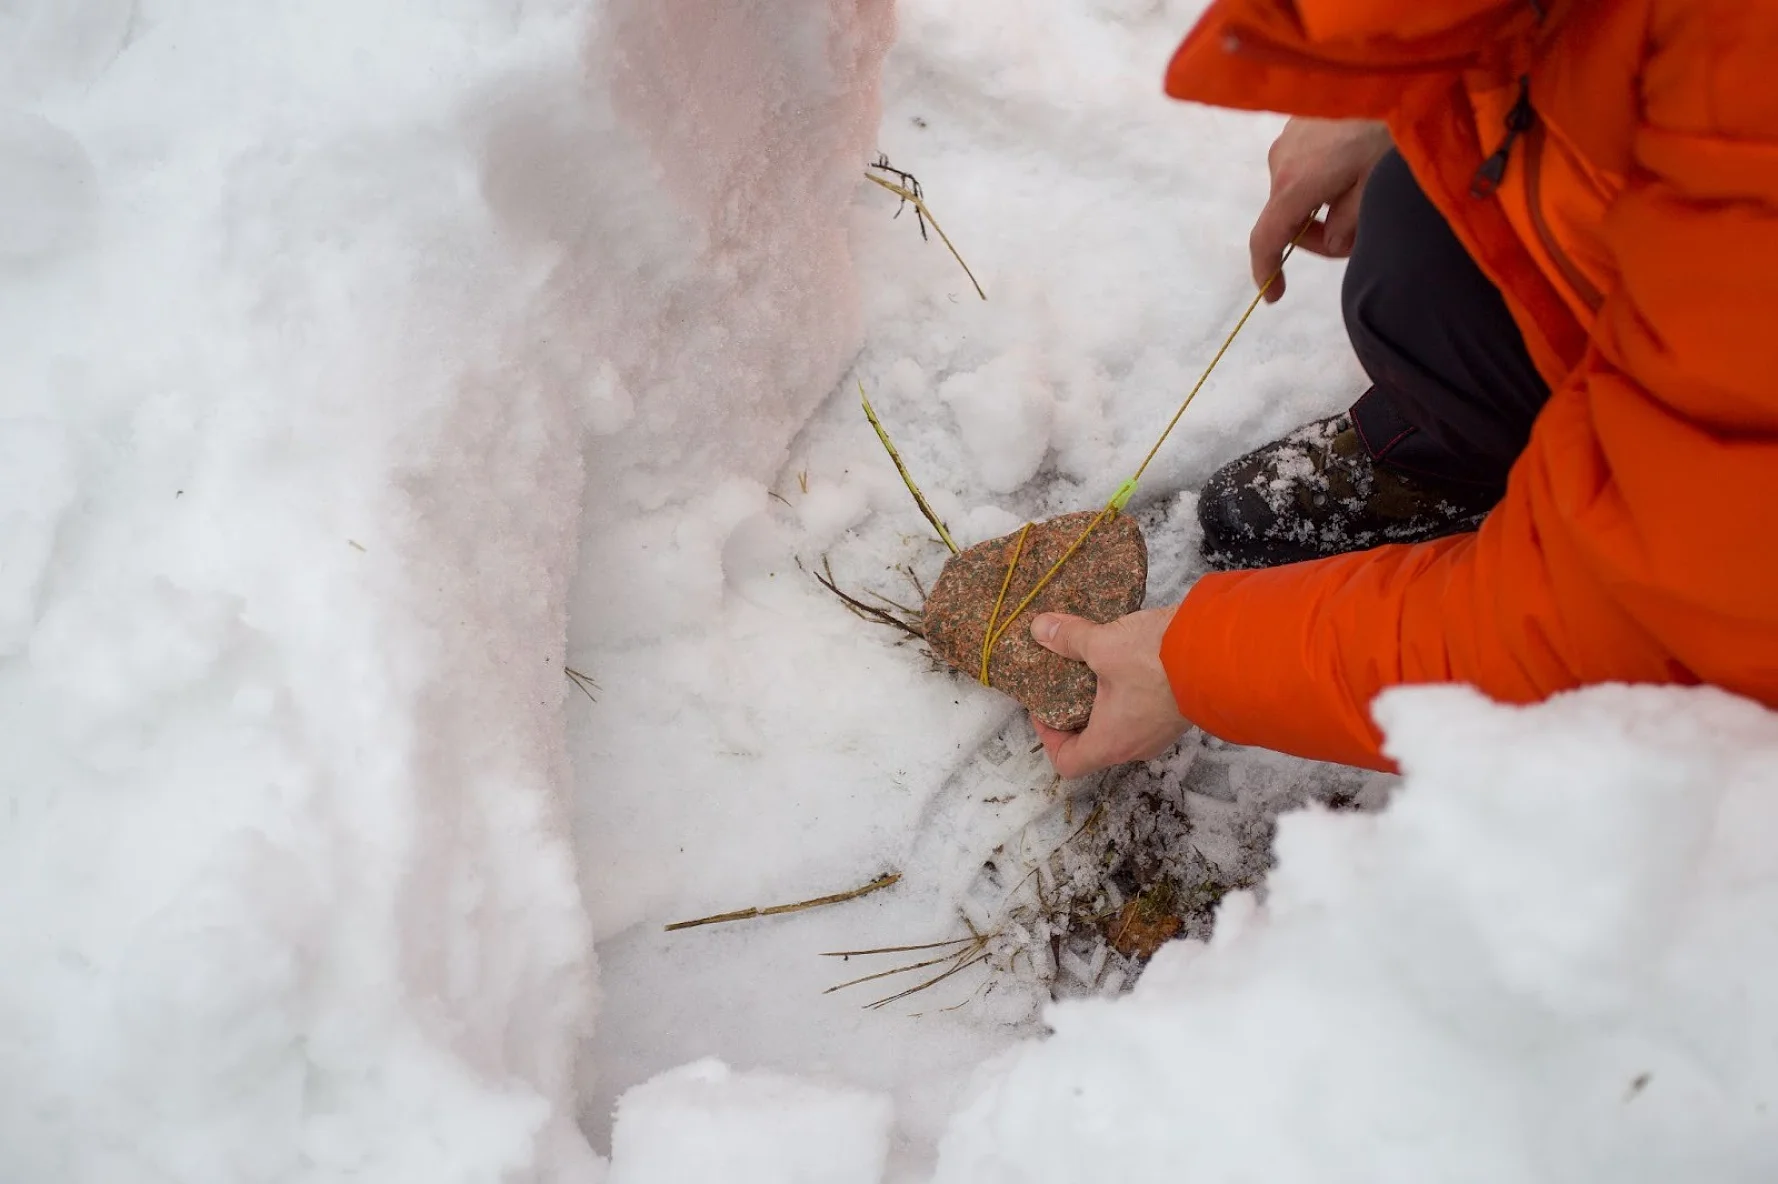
top-left (977, 225), bottom-right (1313, 686)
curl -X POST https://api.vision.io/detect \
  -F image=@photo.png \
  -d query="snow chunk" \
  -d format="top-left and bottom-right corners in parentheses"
top-left (933, 685), bottom-right (1778, 1183)
top-left (797, 478), bottom-right (873, 552)
top-left (939, 346), bottom-right (1055, 494)
top-left (0, 111), bottom-right (97, 261)
top-left (577, 478), bottom-right (767, 644)
top-left (0, 0), bottom-right (133, 101)
top-left (610, 1059), bottom-right (891, 1184)
top-left (955, 503), bottom-right (1026, 548)
top-left (0, 418), bottom-right (74, 653)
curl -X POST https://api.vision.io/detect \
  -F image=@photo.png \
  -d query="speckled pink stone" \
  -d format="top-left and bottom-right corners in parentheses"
top-left (923, 511), bottom-right (1147, 730)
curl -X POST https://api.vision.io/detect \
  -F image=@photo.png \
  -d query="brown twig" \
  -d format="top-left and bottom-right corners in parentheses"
top-left (564, 666), bottom-right (599, 703)
top-left (865, 160), bottom-right (987, 301)
top-left (867, 950), bottom-right (992, 1010)
top-left (902, 564), bottom-right (928, 602)
top-left (821, 936), bottom-right (977, 959)
top-left (869, 155), bottom-right (930, 238)
top-left (807, 556), bottom-right (925, 640)
top-left (822, 922), bottom-right (998, 1009)
top-left (664, 872), bottom-right (901, 932)
top-left (866, 588), bottom-right (923, 618)
top-left (824, 950), bottom-right (970, 995)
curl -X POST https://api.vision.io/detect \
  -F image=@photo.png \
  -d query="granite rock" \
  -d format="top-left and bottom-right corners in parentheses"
top-left (923, 510), bottom-right (1147, 731)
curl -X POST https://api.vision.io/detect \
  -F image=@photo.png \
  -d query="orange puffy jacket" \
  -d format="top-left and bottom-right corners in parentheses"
top-left (1159, 0), bottom-right (1778, 770)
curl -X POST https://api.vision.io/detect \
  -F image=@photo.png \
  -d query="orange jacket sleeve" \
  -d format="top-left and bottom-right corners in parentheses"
top-left (1162, 16), bottom-right (1778, 771)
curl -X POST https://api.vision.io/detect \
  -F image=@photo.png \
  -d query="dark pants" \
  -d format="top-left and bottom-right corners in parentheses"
top-left (1343, 150), bottom-right (1551, 493)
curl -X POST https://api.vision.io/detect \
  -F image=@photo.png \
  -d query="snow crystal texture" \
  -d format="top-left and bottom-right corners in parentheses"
top-left (0, 1), bottom-right (623, 1179)
top-left (11, 1), bottom-right (1778, 1183)
top-left (933, 686), bottom-right (1778, 1184)
top-left (609, 1059), bottom-right (892, 1184)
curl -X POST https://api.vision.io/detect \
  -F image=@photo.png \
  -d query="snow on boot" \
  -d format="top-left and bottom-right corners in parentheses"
top-left (1197, 413), bottom-right (1495, 570)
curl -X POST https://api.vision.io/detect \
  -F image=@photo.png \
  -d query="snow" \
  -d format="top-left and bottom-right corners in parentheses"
top-left (0, 111), bottom-right (98, 261)
top-left (0, 0), bottom-right (134, 103)
top-left (609, 1059), bottom-right (891, 1184)
top-left (932, 686), bottom-right (1778, 1183)
top-left (939, 348), bottom-right (1058, 495)
top-left (1, 1), bottom-right (604, 1179)
top-left (4, 0), bottom-right (1775, 1181)
top-left (574, 1), bottom-right (1365, 1174)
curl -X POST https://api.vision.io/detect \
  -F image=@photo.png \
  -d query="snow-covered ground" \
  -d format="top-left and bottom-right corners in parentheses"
top-left (3, 1), bottom-right (1776, 1182)
top-left (570, 1), bottom-right (1376, 1174)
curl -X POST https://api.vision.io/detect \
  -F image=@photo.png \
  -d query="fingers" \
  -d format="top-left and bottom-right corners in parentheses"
top-left (1258, 180), bottom-right (1361, 275)
top-left (1031, 719), bottom-right (1070, 765)
top-left (1249, 194), bottom-right (1304, 301)
top-left (1034, 717), bottom-right (1113, 780)
top-left (1318, 182), bottom-right (1364, 257)
top-left (1290, 217), bottom-right (1333, 258)
top-left (1030, 618), bottom-right (1113, 778)
top-left (1250, 174), bottom-right (1335, 299)
top-left (1027, 606), bottom-right (1189, 779)
top-left (1030, 613), bottom-right (1094, 663)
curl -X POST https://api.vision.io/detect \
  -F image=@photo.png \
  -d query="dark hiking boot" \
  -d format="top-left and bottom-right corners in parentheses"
top-left (1197, 413), bottom-right (1496, 570)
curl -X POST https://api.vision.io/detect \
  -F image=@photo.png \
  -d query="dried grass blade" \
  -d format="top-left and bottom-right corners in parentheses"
top-left (820, 936), bottom-right (977, 959)
top-left (665, 872), bottom-right (901, 932)
top-left (824, 948), bottom-right (974, 995)
top-left (858, 383), bottom-right (958, 555)
top-left (866, 951), bottom-right (992, 1010)
top-left (863, 170), bottom-right (987, 300)
top-left (809, 557), bottom-right (925, 640)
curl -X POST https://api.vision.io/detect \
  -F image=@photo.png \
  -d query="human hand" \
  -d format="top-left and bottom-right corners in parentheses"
top-left (1028, 606), bottom-right (1191, 778)
top-left (1251, 117), bottom-right (1391, 302)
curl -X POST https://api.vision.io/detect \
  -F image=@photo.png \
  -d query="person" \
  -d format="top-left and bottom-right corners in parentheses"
top-left (1029, 0), bottom-right (1778, 776)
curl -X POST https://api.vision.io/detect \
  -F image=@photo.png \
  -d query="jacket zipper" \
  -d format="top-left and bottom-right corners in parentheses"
top-left (1522, 122), bottom-right (1605, 311)
top-left (1469, 76), bottom-right (1535, 198)
top-left (1467, 74), bottom-right (1604, 312)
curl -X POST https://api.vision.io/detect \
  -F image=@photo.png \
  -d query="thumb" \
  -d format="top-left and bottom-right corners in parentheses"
top-left (1031, 613), bottom-right (1093, 662)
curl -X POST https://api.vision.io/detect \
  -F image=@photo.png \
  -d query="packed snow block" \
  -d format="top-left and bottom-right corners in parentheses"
top-left (559, 0), bottom-right (897, 644)
top-left (609, 1059), bottom-right (891, 1184)
top-left (933, 685), bottom-right (1778, 1184)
